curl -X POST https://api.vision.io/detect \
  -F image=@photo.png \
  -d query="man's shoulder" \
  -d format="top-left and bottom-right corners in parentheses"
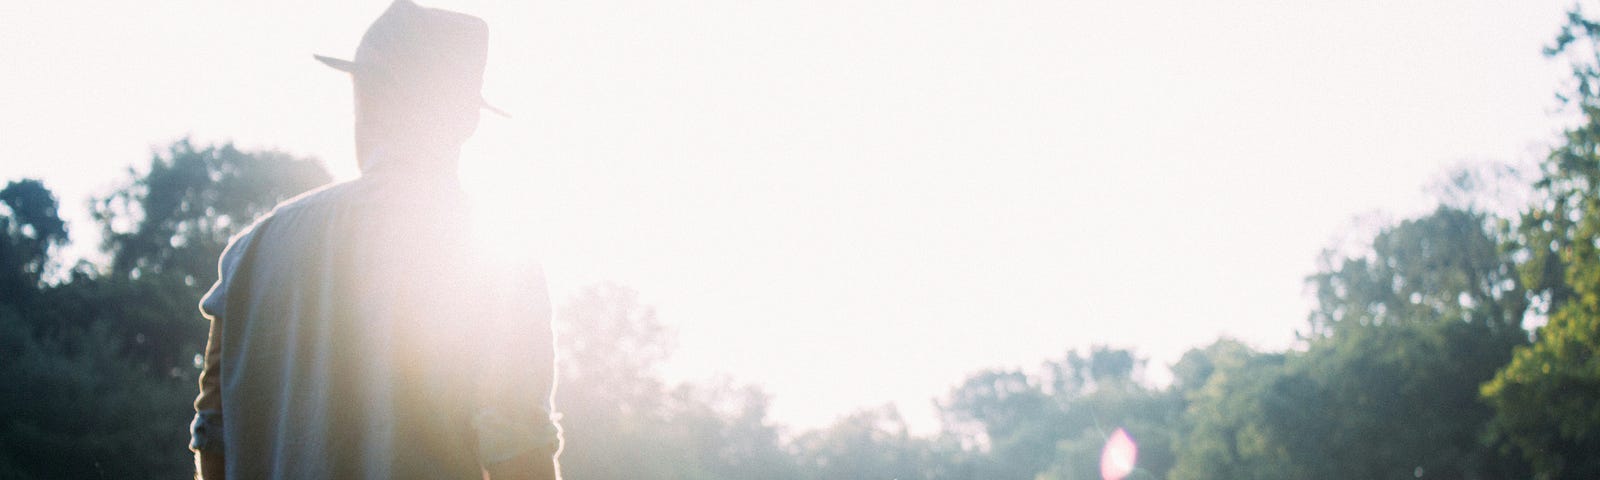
top-left (223, 175), bottom-right (468, 255)
top-left (267, 178), bottom-right (366, 217)
top-left (220, 180), bottom-right (361, 249)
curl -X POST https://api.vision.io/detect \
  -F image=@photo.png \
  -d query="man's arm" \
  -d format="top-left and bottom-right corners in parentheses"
top-left (193, 229), bottom-right (252, 480)
top-left (192, 316), bottom-right (225, 480)
top-left (484, 448), bottom-right (560, 480)
top-left (195, 446), bottom-right (225, 480)
top-left (475, 263), bottom-right (562, 480)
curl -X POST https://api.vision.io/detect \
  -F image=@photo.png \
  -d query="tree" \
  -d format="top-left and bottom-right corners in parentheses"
top-left (660, 380), bottom-right (801, 480)
top-left (1169, 340), bottom-right (1293, 480)
top-left (553, 283), bottom-right (801, 480)
top-left (1171, 205), bottom-right (1532, 479)
top-left (1481, 7), bottom-right (1600, 478)
top-left (1312, 206), bottom-right (1531, 475)
top-left (792, 405), bottom-right (949, 480)
top-left (1269, 320), bottom-right (1527, 479)
top-left (86, 138), bottom-right (330, 371)
top-left (0, 307), bottom-right (195, 478)
top-left (1306, 206), bottom-right (1526, 338)
top-left (1036, 377), bottom-right (1180, 480)
top-left (0, 179), bottom-right (69, 303)
top-left (92, 138), bottom-right (329, 287)
top-left (1293, 206), bottom-right (1528, 478)
top-left (551, 283), bottom-right (674, 479)
top-left (0, 141), bottom-right (330, 479)
top-left (0, 179), bottom-right (196, 478)
top-left (935, 346), bottom-right (1180, 480)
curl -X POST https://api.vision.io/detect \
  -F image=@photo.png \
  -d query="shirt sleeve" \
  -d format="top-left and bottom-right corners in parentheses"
top-left (191, 229), bottom-right (254, 454)
top-left (474, 262), bottom-right (563, 466)
top-left (190, 317), bottom-right (224, 453)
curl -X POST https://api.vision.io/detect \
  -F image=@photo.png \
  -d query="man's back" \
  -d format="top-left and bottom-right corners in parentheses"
top-left (193, 169), bottom-right (556, 479)
top-left (192, 3), bottom-right (560, 478)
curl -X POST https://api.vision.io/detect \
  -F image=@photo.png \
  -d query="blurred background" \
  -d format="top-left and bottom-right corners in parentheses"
top-left (2, 1), bottom-right (1597, 478)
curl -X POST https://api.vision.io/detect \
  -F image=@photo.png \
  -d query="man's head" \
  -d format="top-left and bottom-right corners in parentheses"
top-left (315, 0), bottom-right (495, 169)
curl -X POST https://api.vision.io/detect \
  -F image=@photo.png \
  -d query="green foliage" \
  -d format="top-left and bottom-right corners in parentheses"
top-left (0, 162), bottom-right (1573, 480)
top-left (1306, 206), bottom-right (1525, 337)
top-left (0, 181), bottom-right (198, 478)
top-left (0, 305), bottom-right (194, 479)
top-left (792, 405), bottom-right (951, 480)
top-left (1272, 321), bottom-right (1526, 479)
top-left (1482, 308), bottom-right (1600, 479)
top-left (937, 347), bottom-right (1182, 480)
top-left (1480, 6), bottom-right (1600, 479)
top-left (0, 141), bottom-right (329, 479)
top-left (1037, 385), bottom-right (1181, 480)
top-left (1173, 206), bottom-right (1532, 479)
top-left (939, 369), bottom-right (1061, 478)
top-left (91, 138), bottom-right (329, 287)
top-left (1300, 207), bottom-right (1529, 477)
top-left (1169, 340), bottom-right (1292, 480)
top-left (660, 381), bottom-right (802, 480)
top-left (551, 283), bottom-right (672, 478)
top-left (0, 179), bottom-right (69, 302)
top-left (553, 283), bottom-right (801, 480)
top-left (90, 139), bottom-right (328, 372)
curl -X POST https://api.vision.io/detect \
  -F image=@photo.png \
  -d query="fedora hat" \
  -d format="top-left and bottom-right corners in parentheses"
top-left (314, 0), bottom-right (509, 117)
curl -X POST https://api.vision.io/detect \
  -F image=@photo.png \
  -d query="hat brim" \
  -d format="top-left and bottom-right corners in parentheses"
top-left (313, 54), bottom-right (360, 73)
top-left (312, 54), bottom-right (510, 118)
top-left (480, 101), bottom-right (511, 118)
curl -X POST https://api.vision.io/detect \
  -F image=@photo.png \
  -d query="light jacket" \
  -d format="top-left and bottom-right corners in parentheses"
top-left (191, 159), bottom-right (560, 479)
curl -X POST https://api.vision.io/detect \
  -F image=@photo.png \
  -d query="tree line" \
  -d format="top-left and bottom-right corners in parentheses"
top-left (5, 10), bottom-right (1600, 480)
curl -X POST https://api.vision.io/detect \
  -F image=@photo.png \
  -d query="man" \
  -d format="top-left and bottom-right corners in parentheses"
top-left (189, 1), bottom-right (562, 478)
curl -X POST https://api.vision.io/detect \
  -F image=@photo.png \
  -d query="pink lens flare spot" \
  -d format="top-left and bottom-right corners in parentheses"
top-left (1100, 428), bottom-right (1138, 480)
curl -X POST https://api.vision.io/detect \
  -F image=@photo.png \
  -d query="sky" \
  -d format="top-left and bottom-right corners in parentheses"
top-left (0, 1), bottom-right (1578, 433)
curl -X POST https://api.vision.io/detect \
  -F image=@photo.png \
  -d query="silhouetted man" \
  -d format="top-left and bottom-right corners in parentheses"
top-left (190, 2), bottom-right (561, 478)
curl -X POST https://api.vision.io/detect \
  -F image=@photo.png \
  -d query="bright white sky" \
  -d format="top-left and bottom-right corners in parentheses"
top-left (0, 1), bottom-right (1576, 433)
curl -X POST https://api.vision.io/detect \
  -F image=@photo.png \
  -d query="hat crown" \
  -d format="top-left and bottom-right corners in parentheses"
top-left (348, 0), bottom-right (489, 94)
top-left (314, 0), bottom-right (506, 116)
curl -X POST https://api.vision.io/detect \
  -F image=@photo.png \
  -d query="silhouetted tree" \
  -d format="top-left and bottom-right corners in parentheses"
top-left (1169, 339), bottom-right (1292, 480)
top-left (88, 138), bottom-right (329, 372)
top-left (1307, 207), bottom-right (1527, 338)
top-left (0, 140), bottom-right (329, 479)
top-left (1171, 206), bottom-right (1531, 479)
top-left (934, 346), bottom-right (1179, 480)
top-left (792, 405), bottom-right (949, 480)
top-left (92, 138), bottom-right (329, 287)
top-left (1482, 7), bottom-right (1600, 478)
top-left (0, 179), bottom-right (68, 303)
top-left (554, 283), bottom-right (800, 480)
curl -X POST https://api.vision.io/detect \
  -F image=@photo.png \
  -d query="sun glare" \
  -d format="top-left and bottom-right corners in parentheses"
top-left (1100, 428), bottom-right (1138, 480)
top-left (459, 123), bottom-right (544, 266)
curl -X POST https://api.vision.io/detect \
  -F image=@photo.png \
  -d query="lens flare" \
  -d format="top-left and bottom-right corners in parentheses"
top-left (1100, 428), bottom-right (1137, 480)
